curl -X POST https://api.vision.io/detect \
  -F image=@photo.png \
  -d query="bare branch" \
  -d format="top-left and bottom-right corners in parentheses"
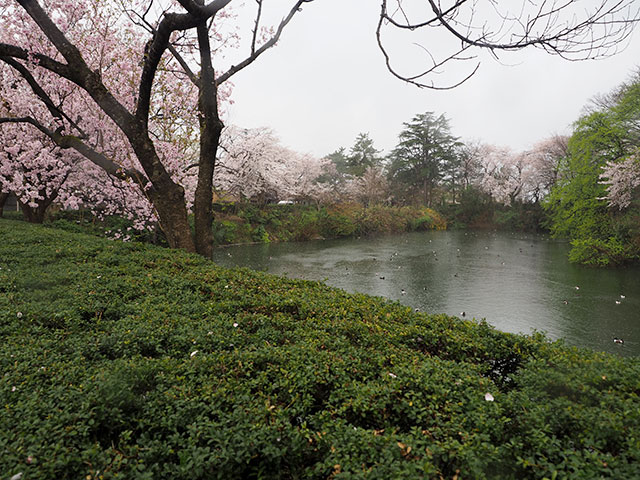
top-left (251, 0), bottom-right (264, 56)
top-left (217, 0), bottom-right (315, 85)
top-left (376, 3), bottom-right (480, 90)
top-left (166, 43), bottom-right (200, 86)
top-left (377, 0), bottom-right (640, 89)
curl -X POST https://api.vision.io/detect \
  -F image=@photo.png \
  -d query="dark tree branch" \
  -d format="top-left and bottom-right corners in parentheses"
top-left (381, 0), bottom-right (472, 31)
top-left (376, 6), bottom-right (480, 90)
top-left (0, 56), bottom-right (88, 138)
top-left (177, 0), bottom-right (236, 18)
top-left (377, 0), bottom-right (640, 89)
top-left (118, 1), bottom-right (200, 86)
top-left (251, 0), bottom-right (264, 56)
top-left (166, 43), bottom-right (200, 86)
top-left (0, 43), bottom-right (73, 80)
top-left (0, 117), bottom-right (142, 183)
top-left (177, 0), bottom-right (202, 15)
top-left (217, 0), bottom-right (314, 85)
top-left (136, 0), bottom-right (232, 122)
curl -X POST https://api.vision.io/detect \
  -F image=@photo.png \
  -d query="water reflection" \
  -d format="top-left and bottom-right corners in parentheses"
top-left (212, 231), bottom-right (640, 357)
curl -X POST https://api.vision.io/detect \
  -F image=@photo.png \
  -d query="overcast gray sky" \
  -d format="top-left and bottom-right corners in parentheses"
top-left (222, 0), bottom-right (640, 158)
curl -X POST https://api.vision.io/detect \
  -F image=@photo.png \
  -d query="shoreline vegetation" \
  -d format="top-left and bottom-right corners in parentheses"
top-left (1, 202), bottom-right (449, 248)
top-left (2, 219), bottom-right (640, 478)
top-left (2, 196), bottom-right (638, 266)
top-left (211, 203), bottom-right (448, 246)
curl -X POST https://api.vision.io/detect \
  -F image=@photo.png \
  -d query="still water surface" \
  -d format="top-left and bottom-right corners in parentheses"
top-left (212, 230), bottom-right (640, 357)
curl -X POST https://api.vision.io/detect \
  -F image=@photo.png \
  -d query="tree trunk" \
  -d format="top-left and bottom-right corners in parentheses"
top-left (0, 192), bottom-right (8, 217)
top-left (423, 178), bottom-right (428, 206)
top-left (145, 178), bottom-right (196, 253)
top-left (193, 22), bottom-right (223, 258)
top-left (18, 187), bottom-right (59, 223)
top-left (19, 200), bottom-right (47, 223)
top-left (193, 138), bottom-right (218, 257)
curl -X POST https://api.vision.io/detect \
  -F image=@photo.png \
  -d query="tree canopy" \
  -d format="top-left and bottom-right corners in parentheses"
top-left (387, 112), bottom-right (460, 206)
top-left (544, 71), bottom-right (640, 265)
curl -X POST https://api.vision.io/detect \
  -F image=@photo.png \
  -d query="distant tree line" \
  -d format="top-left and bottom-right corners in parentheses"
top-left (314, 112), bottom-right (568, 230)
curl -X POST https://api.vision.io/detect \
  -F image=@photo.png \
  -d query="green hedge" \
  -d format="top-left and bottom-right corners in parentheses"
top-left (1, 220), bottom-right (639, 479)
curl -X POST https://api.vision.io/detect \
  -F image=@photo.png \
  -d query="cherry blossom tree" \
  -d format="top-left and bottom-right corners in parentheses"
top-left (0, 97), bottom-right (157, 227)
top-left (284, 152), bottom-right (331, 204)
top-left (600, 150), bottom-right (640, 209)
top-left (215, 127), bottom-right (277, 202)
top-left (314, 149), bottom-right (351, 201)
top-left (215, 126), bottom-right (329, 204)
top-left (0, 123), bottom-right (74, 222)
top-left (476, 145), bottom-right (539, 206)
top-left (526, 135), bottom-right (570, 202)
top-left (0, 2), bottom-right (209, 228)
top-left (354, 166), bottom-right (389, 206)
top-left (471, 136), bottom-right (569, 206)
top-left (457, 141), bottom-right (485, 190)
top-left (476, 145), bottom-right (514, 204)
top-left (0, 0), bottom-right (313, 256)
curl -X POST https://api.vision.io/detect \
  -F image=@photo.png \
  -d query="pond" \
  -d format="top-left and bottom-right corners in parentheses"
top-left (212, 230), bottom-right (640, 357)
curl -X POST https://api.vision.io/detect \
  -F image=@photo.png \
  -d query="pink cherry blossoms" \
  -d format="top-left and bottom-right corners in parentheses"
top-left (215, 127), bottom-right (330, 203)
top-left (600, 151), bottom-right (640, 209)
top-left (474, 137), bottom-right (568, 206)
top-left (0, 0), bottom-right (207, 228)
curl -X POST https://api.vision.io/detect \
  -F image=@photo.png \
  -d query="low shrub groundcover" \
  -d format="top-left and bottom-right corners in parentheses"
top-left (1, 220), bottom-right (639, 479)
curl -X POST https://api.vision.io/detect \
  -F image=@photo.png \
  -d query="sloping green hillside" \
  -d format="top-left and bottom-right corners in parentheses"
top-left (1, 219), bottom-right (639, 479)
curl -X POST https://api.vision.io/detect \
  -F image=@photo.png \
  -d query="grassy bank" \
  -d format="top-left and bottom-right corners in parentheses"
top-left (3, 202), bottom-right (447, 248)
top-left (211, 203), bottom-right (447, 245)
top-left (1, 219), bottom-right (639, 479)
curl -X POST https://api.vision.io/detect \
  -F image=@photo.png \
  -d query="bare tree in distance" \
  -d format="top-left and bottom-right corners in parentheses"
top-left (377, 0), bottom-right (640, 89)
